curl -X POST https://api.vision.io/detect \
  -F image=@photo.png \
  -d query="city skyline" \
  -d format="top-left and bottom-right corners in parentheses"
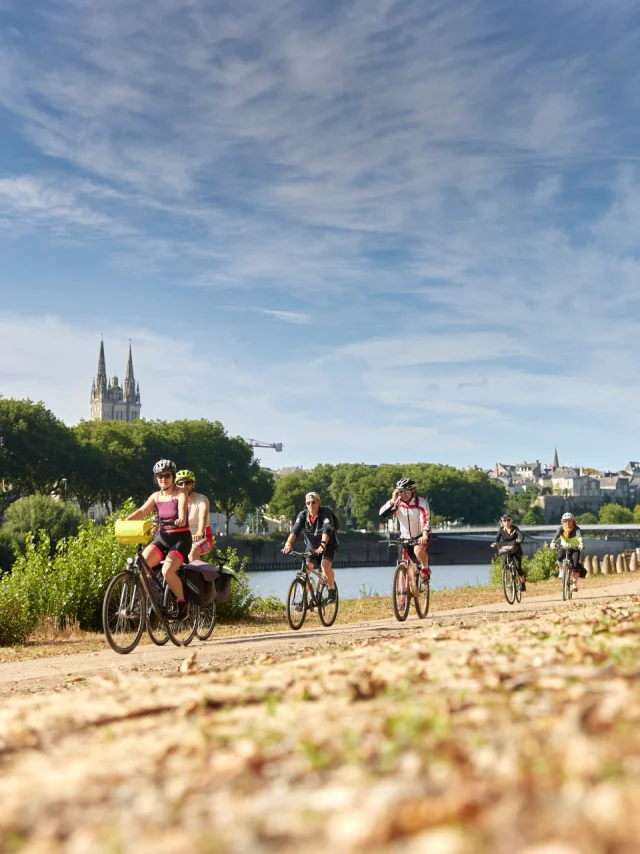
top-left (1, 1), bottom-right (640, 469)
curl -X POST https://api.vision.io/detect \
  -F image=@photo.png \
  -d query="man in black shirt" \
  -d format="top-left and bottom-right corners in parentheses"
top-left (282, 492), bottom-right (339, 602)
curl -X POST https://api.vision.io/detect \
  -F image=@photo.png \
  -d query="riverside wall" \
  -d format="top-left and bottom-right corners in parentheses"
top-left (220, 533), bottom-right (640, 571)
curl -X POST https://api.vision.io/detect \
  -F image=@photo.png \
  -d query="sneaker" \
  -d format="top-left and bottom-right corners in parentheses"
top-left (176, 600), bottom-right (189, 620)
top-left (326, 587), bottom-right (337, 603)
top-left (420, 567), bottom-right (431, 581)
top-left (520, 581), bottom-right (526, 592)
top-left (572, 583), bottom-right (578, 592)
top-left (397, 595), bottom-right (407, 610)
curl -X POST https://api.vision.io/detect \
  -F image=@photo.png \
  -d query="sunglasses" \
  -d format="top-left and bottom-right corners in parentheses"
top-left (306, 500), bottom-right (319, 505)
top-left (177, 480), bottom-right (194, 486)
top-left (156, 473), bottom-right (173, 480)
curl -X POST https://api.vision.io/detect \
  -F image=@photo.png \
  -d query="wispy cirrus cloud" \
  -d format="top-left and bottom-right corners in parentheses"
top-left (258, 309), bottom-right (311, 325)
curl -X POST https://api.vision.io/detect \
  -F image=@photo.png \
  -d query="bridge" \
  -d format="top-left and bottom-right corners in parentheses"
top-left (432, 524), bottom-right (640, 536)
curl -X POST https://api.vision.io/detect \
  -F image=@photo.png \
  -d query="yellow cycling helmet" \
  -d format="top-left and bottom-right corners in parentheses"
top-left (176, 469), bottom-right (196, 482)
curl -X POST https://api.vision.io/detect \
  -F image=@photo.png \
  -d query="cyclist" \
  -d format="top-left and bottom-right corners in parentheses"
top-left (175, 469), bottom-right (214, 562)
top-left (491, 513), bottom-right (526, 591)
top-left (550, 512), bottom-right (584, 591)
top-left (282, 492), bottom-right (338, 602)
top-left (379, 478), bottom-right (431, 580)
top-left (127, 459), bottom-right (192, 618)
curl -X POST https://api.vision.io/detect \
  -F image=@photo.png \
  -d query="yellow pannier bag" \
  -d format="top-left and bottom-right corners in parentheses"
top-left (114, 519), bottom-right (153, 545)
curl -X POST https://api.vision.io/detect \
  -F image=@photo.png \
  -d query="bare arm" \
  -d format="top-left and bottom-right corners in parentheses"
top-left (197, 496), bottom-right (209, 539)
top-left (127, 493), bottom-right (157, 521)
top-left (176, 488), bottom-right (188, 528)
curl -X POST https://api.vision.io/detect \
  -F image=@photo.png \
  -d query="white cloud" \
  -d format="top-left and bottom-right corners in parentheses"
top-left (258, 309), bottom-right (311, 325)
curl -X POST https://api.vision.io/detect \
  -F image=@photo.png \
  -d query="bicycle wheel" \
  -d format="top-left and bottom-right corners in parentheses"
top-left (287, 576), bottom-right (307, 630)
top-left (502, 563), bottom-right (516, 605)
top-left (102, 571), bottom-right (145, 655)
top-left (563, 562), bottom-right (572, 601)
top-left (392, 564), bottom-right (411, 622)
top-left (147, 601), bottom-right (169, 646)
top-left (166, 600), bottom-right (198, 646)
top-left (514, 567), bottom-right (522, 604)
top-left (414, 574), bottom-right (430, 619)
top-left (197, 601), bottom-right (217, 640)
top-left (317, 581), bottom-right (339, 627)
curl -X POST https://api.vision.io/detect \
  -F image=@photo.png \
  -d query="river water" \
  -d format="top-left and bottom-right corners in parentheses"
top-left (247, 562), bottom-right (491, 602)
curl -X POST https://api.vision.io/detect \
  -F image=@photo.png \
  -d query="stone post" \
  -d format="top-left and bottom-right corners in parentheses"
top-left (616, 554), bottom-right (624, 574)
top-left (592, 555), bottom-right (601, 575)
top-left (630, 553), bottom-right (638, 573)
top-left (602, 555), bottom-right (610, 575)
top-left (623, 553), bottom-right (630, 572)
top-left (584, 555), bottom-right (592, 575)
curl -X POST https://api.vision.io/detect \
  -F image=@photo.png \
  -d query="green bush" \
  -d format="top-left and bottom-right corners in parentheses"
top-left (0, 572), bottom-right (39, 645)
top-left (0, 529), bottom-right (16, 574)
top-left (526, 543), bottom-right (558, 583)
top-left (3, 494), bottom-right (84, 554)
top-left (576, 512), bottom-right (598, 524)
top-left (599, 503), bottom-right (634, 524)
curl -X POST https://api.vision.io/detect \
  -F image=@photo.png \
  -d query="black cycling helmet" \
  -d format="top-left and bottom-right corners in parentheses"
top-left (396, 477), bottom-right (416, 490)
top-left (153, 459), bottom-right (177, 475)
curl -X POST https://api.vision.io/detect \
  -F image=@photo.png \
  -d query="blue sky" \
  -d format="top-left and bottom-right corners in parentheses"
top-left (1, 0), bottom-right (640, 471)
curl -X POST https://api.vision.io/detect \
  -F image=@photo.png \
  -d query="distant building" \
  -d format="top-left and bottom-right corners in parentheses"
top-left (90, 341), bottom-right (141, 422)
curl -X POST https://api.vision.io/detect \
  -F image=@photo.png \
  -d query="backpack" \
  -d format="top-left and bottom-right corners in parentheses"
top-left (321, 506), bottom-right (340, 533)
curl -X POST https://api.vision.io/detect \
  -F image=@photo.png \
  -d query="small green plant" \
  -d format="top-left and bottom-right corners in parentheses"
top-left (358, 583), bottom-right (380, 599)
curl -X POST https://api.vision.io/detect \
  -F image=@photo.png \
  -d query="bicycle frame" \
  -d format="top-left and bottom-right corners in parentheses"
top-left (290, 550), bottom-right (327, 605)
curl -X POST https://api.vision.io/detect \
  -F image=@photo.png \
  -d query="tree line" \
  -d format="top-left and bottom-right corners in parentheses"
top-left (266, 462), bottom-right (506, 529)
top-left (0, 397), bottom-right (274, 530)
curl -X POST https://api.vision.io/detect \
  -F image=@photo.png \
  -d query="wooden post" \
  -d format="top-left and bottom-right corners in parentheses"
top-left (602, 555), bottom-right (610, 575)
top-left (630, 552), bottom-right (638, 573)
top-left (584, 555), bottom-right (592, 575)
top-left (592, 555), bottom-right (601, 575)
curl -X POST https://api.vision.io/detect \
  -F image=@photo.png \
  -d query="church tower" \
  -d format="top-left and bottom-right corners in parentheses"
top-left (90, 341), bottom-right (142, 421)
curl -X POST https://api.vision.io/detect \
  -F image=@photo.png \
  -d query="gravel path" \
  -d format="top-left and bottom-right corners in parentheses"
top-left (2, 576), bottom-right (639, 698)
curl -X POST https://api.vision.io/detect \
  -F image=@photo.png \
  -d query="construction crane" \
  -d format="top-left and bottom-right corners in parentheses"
top-left (244, 438), bottom-right (283, 452)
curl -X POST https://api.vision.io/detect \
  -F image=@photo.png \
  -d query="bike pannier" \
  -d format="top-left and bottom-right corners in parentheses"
top-left (114, 520), bottom-right (153, 545)
top-left (181, 561), bottom-right (218, 607)
top-left (215, 565), bottom-right (238, 605)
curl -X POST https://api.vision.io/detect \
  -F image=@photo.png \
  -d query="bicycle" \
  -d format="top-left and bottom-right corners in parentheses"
top-left (389, 538), bottom-right (430, 622)
top-left (556, 548), bottom-right (580, 601)
top-left (102, 545), bottom-right (197, 654)
top-left (286, 550), bottom-right (339, 630)
top-left (497, 544), bottom-right (522, 605)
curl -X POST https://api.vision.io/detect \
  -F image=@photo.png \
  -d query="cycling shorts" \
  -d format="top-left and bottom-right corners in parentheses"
top-left (149, 528), bottom-right (193, 565)
top-left (308, 542), bottom-right (338, 566)
top-left (404, 543), bottom-right (428, 567)
top-left (192, 526), bottom-right (213, 556)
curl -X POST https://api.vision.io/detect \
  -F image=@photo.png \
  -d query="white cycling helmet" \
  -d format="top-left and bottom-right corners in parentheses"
top-left (561, 512), bottom-right (574, 521)
top-left (153, 459), bottom-right (177, 475)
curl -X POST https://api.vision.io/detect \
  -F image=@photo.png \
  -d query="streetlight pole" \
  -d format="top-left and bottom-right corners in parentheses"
top-left (61, 478), bottom-right (67, 502)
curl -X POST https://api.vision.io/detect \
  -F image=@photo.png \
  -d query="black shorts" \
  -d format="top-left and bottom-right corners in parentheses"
top-left (308, 542), bottom-right (338, 566)
top-left (149, 529), bottom-right (192, 565)
top-left (404, 543), bottom-right (428, 566)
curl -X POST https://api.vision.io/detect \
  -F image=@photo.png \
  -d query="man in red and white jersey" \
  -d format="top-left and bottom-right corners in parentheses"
top-left (380, 478), bottom-right (431, 579)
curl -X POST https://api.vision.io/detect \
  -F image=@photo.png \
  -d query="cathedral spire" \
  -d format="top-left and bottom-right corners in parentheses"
top-left (96, 339), bottom-right (107, 395)
top-left (553, 447), bottom-right (559, 469)
top-left (124, 342), bottom-right (136, 402)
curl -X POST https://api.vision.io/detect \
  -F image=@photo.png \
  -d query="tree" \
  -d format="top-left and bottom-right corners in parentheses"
top-left (2, 494), bottom-right (84, 554)
top-left (0, 398), bottom-right (77, 511)
top-left (598, 503), bottom-right (633, 524)
top-left (521, 505), bottom-right (544, 525)
top-left (576, 512), bottom-right (598, 524)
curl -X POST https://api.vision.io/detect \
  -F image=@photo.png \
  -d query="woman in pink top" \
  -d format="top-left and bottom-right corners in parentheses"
top-left (127, 459), bottom-right (192, 619)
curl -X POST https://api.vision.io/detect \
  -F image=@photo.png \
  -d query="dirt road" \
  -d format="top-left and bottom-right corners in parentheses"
top-left (3, 576), bottom-right (639, 698)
